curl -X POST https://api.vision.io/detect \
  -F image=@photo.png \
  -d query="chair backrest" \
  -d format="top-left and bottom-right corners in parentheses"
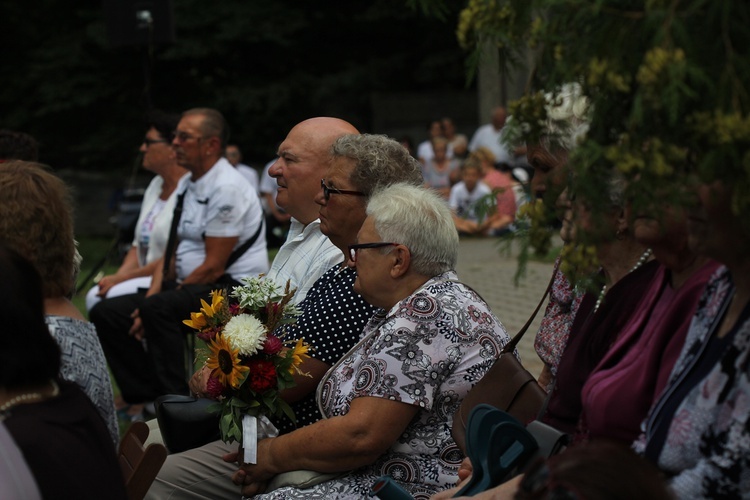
top-left (118, 421), bottom-right (168, 500)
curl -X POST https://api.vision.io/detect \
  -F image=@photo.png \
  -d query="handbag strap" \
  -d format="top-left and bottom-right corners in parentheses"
top-left (225, 218), bottom-right (264, 269)
top-left (161, 190), bottom-right (263, 280)
top-left (501, 259), bottom-right (559, 355)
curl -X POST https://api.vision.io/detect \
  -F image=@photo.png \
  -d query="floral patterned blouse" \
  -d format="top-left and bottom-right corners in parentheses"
top-left (254, 272), bottom-right (512, 499)
top-left (316, 272), bottom-right (512, 498)
top-left (634, 266), bottom-right (750, 498)
top-left (534, 256), bottom-right (583, 376)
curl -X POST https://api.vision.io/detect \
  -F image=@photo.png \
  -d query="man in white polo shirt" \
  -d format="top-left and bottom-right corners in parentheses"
top-left (91, 108), bottom-right (267, 405)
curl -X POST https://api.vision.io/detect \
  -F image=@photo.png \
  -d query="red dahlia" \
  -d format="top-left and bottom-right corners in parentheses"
top-left (246, 359), bottom-right (277, 393)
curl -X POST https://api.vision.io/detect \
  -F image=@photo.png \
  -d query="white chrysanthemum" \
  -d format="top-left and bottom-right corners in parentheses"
top-left (222, 314), bottom-right (267, 356)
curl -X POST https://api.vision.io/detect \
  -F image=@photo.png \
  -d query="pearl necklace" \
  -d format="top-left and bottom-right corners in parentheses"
top-left (593, 248), bottom-right (653, 313)
top-left (0, 380), bottom-right (59, 413)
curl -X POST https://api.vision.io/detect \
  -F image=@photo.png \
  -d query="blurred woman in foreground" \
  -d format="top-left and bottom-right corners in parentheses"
top-left (0, 244), bottom-right (127, 499)
top-left (634, 180), bottom-right (750, 497)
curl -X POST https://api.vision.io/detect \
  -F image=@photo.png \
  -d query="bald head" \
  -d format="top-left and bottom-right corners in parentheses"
top-left (491, 107), bottom-right (507, 130)
top-left (269, 117), bottom-right (359, 224)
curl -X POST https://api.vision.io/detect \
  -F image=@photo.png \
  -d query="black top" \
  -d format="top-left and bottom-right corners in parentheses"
top-left (3, 380), bottom-right (127, 500)
top-left (273, 263), bottom-right (377, 433)
top-left (543, 260), bottom-right (660, 434)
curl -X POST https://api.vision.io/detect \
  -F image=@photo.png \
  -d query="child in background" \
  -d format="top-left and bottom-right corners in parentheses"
top-left (449, 158), bottom-right (492, 235)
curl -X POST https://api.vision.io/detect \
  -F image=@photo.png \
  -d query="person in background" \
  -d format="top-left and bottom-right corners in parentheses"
top-left (86, 110), bottom-right (188, 312)
top-left (225, 143), bottom-right (259, 194)
top-left (449, 157), bottom-right (493, 235)
top-left (469, 107), bottom-right (513, 165)
top-left (91, 107), bottom-right (267, 409)
top-left (0, 244), bottom-right (127, 500)
top-left (474, 148), bottom-right (518, 236)
top-left (0, 161), bottom-right (119, 445)
top-left (417, 118), bottom-right (453, 165)
top-left (422, 136), bottom-right (461, 198)
top-left (441, 116), bottom-right (468, 160)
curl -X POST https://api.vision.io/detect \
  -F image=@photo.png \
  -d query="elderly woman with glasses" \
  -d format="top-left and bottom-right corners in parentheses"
top-left (233, 183), bottom-right (513, 499)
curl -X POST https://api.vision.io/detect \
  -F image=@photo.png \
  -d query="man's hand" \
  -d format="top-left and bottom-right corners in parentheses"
top-left (129, 308), bottom-right (145, 341)
top-left (190, 365), bottom-right (212, 398)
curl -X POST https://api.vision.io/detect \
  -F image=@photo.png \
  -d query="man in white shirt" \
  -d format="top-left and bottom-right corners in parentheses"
top-left (92, 108), bottom-right (268, 402)
top-left (468, 106), bottom-right (516, 165)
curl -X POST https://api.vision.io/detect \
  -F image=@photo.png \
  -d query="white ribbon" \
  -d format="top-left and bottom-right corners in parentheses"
top-left (242, 414), bottom-right (280, 464)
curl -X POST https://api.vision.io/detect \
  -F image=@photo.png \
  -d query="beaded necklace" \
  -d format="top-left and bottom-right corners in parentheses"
top-left (593, 248), bottom-right (653, 313)
top-left (0, 380), bottom-right (59, 413)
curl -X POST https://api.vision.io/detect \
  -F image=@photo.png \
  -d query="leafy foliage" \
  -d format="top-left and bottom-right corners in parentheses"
top-left (451, 0), bottom-right (750, 228)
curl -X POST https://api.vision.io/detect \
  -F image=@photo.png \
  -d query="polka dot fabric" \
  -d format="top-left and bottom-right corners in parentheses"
top-left (272, 263), bottom-right (377, 433)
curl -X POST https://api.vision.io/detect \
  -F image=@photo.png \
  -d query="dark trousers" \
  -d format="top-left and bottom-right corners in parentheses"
top-left (90, 284), bottom-right (216, 403)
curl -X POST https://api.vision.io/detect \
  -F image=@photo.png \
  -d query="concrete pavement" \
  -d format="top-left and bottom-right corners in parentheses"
top-left (454, 237), bottom-right (555, 378)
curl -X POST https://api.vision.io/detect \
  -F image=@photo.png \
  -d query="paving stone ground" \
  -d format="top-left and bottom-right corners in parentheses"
top-left (454, 237), bottom-right (556, 378)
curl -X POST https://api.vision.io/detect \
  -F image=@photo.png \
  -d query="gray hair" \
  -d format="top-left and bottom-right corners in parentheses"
top-left (183, 108), bottom-right (230, 148)
top-left (366, 183), bottom-right (458, 276)
top-left (331, 134), bottom-right (423, 195)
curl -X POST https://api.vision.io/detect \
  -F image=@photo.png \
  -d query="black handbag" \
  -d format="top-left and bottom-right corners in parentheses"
top-left (154, 395), bottom-right (221, 453)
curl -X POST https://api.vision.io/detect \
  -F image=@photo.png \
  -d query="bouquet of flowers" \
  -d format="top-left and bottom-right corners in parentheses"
top-left (183, 275), bottom-right (309, 462)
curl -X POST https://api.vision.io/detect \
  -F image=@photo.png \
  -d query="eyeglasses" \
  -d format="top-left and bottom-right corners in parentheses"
top-left (143, 138), bottom-right (168, 147)
top-left (321, 179), bottom-right (366, 201)
top-left (172, 130), bottom-right (203, 144)
top-left (348, 242), bottom-right (399, 263)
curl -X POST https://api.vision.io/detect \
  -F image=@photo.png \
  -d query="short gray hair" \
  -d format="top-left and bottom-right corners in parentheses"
top-left (183, 108), bottom-right (230, 148)
top-left (366, 183), bottom-right (458, 276)
top-left (331, 134), bottom-right (423, 195)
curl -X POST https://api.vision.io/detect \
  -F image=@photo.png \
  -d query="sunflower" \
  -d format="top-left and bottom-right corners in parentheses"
top-left (183, 311), bottom-right (207, 330)
top-left (201, 290), bottom-right (225, 318)
top-left (206, 334), bottom-right (249, 389)
top-left (288, 337), bottom-right (311, 375)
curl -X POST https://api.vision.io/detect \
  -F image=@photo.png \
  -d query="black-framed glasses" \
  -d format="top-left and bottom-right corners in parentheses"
top-left (321, 179), bottom-right (366, 201)
top-left (143, 138), bottom-right (168, 147)
top-left (348, 242), bottom-right (399, 263)
top-left (172, 130), bottom-right (203, 144)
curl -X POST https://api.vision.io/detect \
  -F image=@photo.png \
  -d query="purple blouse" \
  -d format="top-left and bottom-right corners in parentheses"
top-left (578, 260), bottom-right (719, 443)
top-left (542, 260), bottom-right (660, 434)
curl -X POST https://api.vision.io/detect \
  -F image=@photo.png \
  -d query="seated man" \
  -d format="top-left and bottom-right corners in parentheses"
top-left (91, 108), bottom-right (268, 406)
